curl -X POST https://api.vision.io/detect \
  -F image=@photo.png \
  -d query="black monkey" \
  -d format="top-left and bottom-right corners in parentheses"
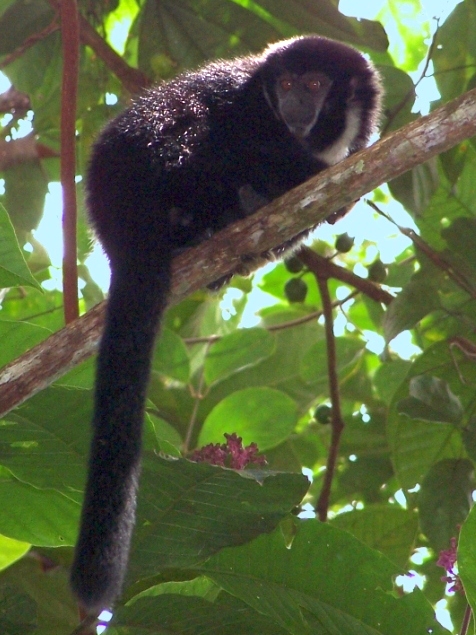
top-left (71, 35), bottom-right (382, 612)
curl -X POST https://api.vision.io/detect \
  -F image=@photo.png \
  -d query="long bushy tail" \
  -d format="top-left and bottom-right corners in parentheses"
top-left (70, 256), bottom-right (171, 613)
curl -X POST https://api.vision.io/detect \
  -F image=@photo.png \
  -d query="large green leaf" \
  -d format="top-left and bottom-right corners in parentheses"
top-left (204, 328), bottom-right (275, 385)
top-left (0, 469), bottom-right (78, 547)
top-left (0, 557), bottom-right (78, 634)
top-left (0, 386), bottom-right (92, 491)
top-left (200, 520), bottom-right (446, 635)
top-left (397, 376), bottom-right (463, 425)
top-left (388, 340), bottom-right (472, 489)
top-left (383, 272), bottom-right (440, 343)
top-left (153, 327), bottom-right (190, 383)
top-left (199, 387), bottom-right (298, 450)
top-left (129, 455), bottom-right (309, 576)
top-left (0, 0), bottom-right (53, 56)
top-left (418, 459), bottom-right (473, 552)
top-left (112, 592), bottom-right (289, 634)
top-left (331, 506), bottom-right (418, 568)
top-left (300, 336), bottom-right (365, 383)
top-left (432, 0), bottom-right (476, 100)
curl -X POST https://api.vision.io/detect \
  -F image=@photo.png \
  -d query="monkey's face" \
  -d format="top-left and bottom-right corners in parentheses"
top-left (274, 72), bottom-right (332, 139)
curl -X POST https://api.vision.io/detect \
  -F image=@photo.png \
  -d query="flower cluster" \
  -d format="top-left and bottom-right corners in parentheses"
top-left (437, 536), bottom-right (463, 594)
top-left (190, 433), bottom-right (267, 469)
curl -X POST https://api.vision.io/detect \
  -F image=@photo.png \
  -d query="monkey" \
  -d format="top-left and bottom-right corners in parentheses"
top-left (70, 35), bottom-right (382, 613)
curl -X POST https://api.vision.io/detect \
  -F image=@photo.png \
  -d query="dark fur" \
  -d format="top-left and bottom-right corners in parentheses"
top-left (71, 35), bottom-right (381, 612)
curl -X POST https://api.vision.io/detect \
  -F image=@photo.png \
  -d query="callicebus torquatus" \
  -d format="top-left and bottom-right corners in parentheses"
top-left (70, 35), bottom-right (382, 613)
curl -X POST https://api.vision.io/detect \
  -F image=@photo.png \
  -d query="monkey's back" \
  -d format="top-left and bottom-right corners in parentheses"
top-left (86, 57), bottom-right (267, 259)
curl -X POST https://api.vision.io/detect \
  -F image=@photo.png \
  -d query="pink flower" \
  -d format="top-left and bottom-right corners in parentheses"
top-left (190, 433), bottom-right (267, 469)
top-left (437, 537), bottom-right (463, 594)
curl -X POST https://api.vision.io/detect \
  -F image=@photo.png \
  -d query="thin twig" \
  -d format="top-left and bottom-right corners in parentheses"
top-left (184, 291), bottom-right (358, 346)
top-left (183, 341), bottom-right (212, 452)
top-left (367, 200), bottom-right (476, 299)
top-left (299, 247), bottom-right (345, 521)
top-left (60, 0), bottom-right (80, 322)
top-left (460, 603), bottom-right (472, 635)
top-left (0, 18), bottom-right (59, 70)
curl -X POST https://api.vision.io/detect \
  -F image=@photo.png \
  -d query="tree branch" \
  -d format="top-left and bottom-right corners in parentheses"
top-left (60, 0), bottom-right (80, 323)
top-left (77, 13), bottom-right (149, 94)
top-left (46, 0), bottom-right (149, 95)
top-left (1, 86), bottom-right (476, 418)
top-left (297, 249), bottom-right (393, 306)
top-left (301, 248), bottom-right (344, 522)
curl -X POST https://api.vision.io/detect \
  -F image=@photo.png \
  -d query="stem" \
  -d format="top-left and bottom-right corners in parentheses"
top-left (460, 603), bottom-right (472, 635)
top-left (60, 0), bottom-right (80, 323)
top-left (311, 263), bottom-right (345, 521)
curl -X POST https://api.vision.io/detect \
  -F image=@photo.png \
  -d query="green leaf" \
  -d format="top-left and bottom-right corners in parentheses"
top-left (331, 506), bottom-right (418, 568)
top-left (0, 320), bottom-right (50, 368)
top-left (462, 416), bottom-right (476, 462)
top-left (397, 375), bottom-right (463, 425)
top-left (432, 1), bottom-right (476, 100)
top-left (128, 576), bottom-right (220, 603)
top-left (383, 273), bottom-right (440, 343)
top-left (373, 359), bottom-right (411, 404)
top-left (0, 204), bottom-right (41, 289)
top-left (379, 65), bottom-right (416, 133)
top-left (199, 387), bottom-right (298, 451)
top-left (389, 415), bottom-right (463, 491)
top-left (200, 520), bottom-right (445, 635)
top-left (0, 580), bottom-right (37, 634)
top-left (0, 386), bottom-right (92, 491)
top-left (4, 160), bottom-right (49, 232)
top-left (2, 557), bottom-right (78, 633)
top-left (112, 592), bottom-right (288, 634)
top-left (137, 0), bottom-right (279, 80)
top-left (388, 341), bottom-right (470, 489)
top-left (204, 328), bottom-right (275, 385)
top-left (153, 327), bottom-right (190, 383)
top-left (300, 337), bottom-right (365, 383)
top-left (129, 455), bottom-right (309, 576)
top-left (0, 0), bottom-right (53, 55)
top-left (388, 161), bottom-right (439, 215)
top-left (0, 534), bottom-right (29, 571)
top-left (418, 459), bottom-right (473, 552)
top-left (441, 216), bottom-right (476, 274)
top-left (146, 413), bottom-right (182, 456)
top-left (459, 505), bottom-right (476, 614)
top-left (0, 470), bottom-right (78, 546)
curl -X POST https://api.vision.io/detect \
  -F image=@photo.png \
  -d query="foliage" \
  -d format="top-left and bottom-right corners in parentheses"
top-left (0, 0), bottom-right (476, 633)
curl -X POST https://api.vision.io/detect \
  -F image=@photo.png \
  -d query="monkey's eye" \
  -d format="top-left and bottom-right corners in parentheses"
top-left (307, 79), bottom-right (321, 92)
top-left (280, 78), bottom-right (293, 91)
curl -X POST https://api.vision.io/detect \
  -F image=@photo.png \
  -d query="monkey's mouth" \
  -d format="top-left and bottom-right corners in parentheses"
top-left (285, 117), bottom-right (318, 139)
top-left (288, 123), bottom-right (311, 138)
top-left (281, 105), bottom-right (321, 139)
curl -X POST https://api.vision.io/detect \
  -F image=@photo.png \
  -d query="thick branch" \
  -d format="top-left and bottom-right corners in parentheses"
top-left (1, 87), bottom-right (476, 417)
